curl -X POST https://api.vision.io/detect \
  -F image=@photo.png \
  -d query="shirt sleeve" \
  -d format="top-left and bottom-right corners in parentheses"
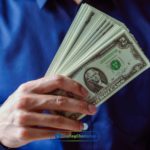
top-left (0, 143), bottom-right (11, 150)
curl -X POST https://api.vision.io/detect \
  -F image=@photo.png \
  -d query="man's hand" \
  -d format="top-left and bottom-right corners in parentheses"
top-left (0, 75), bottom-right (96, 148)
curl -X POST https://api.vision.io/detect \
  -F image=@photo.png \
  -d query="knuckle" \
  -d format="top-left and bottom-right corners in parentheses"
top-left (17, 128), bottom-right (29, 140)
top-left (18, 83), bottom-right (29, 92)
top-left (56, 96), bottom-right (67, 106)
top-left (15, 111), bottom-right (29, 125)
top-left (15, 94), bottom-right (30, 109)
top-left (54, 75), bottom-right (64, 85)
top-left (74, 82), bottom-right (87, 96)
top-left (73, 81), bottom-right (81, 90)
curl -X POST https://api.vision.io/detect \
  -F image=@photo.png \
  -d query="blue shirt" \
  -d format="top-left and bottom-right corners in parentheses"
top-left (0, 0), bottom-right (150, 150)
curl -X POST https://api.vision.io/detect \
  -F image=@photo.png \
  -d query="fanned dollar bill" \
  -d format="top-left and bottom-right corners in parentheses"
top-left (45, 3), bottom-right (150, 120)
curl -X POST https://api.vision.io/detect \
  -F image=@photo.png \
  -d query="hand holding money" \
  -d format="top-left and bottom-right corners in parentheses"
top-left (0, 76), bottom-right (96, 148)
top-left (45, 3), bottom-right (150, 120)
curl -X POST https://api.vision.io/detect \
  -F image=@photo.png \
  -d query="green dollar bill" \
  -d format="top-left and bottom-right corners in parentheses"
top-left (45, 3), bottom-right (150, 120)
top-left (63, 32), bottom-right (150, 120)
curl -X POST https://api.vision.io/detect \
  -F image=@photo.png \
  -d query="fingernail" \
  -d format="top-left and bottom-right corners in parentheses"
top-left (88, 104), bottom-right (97, 114)
top-left (81, 87), bottom-right (88, 96)
top-left (83, 123), bottom-right (88, 130)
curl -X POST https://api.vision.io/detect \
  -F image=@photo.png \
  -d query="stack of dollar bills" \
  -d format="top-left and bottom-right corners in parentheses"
top-left (45, 3), bottom-right (150, 120)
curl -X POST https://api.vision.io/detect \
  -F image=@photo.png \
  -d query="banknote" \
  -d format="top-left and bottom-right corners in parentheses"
top-left (65, 32), bottom-right (150, 120)
top-left (45, 3), bottom-right (150, 120)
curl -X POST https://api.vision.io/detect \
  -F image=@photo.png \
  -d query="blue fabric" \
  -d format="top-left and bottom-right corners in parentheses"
top-left (0, 0), bottom-right (150, 150)
top-left (0, 144), bottom-right (8, 150)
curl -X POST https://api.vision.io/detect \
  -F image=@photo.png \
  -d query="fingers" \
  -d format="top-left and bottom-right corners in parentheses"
top-left (13, 111), bottom-right (84, 131)
top-left (18, 75), bottom-right (88, 97)
top-left (17, 94), bottom-right (96, 115)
